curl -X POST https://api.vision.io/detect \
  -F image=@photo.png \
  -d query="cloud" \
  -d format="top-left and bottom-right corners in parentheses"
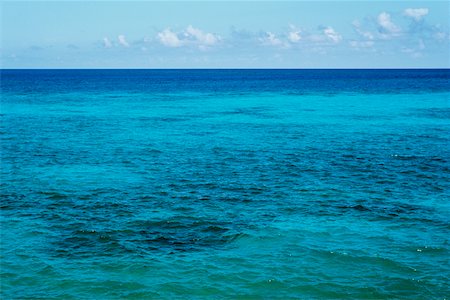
top-left (352, 20), bottom-right (374, 40)
top-left (158, 28), bottom-right (183, 47)
top-left (118, 35), bottom-right (129, 47)
top-left (404, 8), bottom-right (429, 21)
top-left (349, 20), bottom-right (376, 50)
top-left (259, 32), bottom-right (284, 46)
top-left (157, 26), bottom-right (220, 49)
top-left (185, 25), bottom-right (220, 46)
top-left (401, 44), bottom-right (424, 58)
top-left (103, 37), bottom-right (113, 48)
top-left (323, 26), bottom-right (342, 43)
top-left (228, 27), bottom-right (261, 49)
top-left (347, 10), bottom-right (448, 57)
top-left (230, 26), bottom-right (254, 40)
top-left (288, 25), bottom-right (301, 43)
top-left (377, 12), bottom-right (401, 36)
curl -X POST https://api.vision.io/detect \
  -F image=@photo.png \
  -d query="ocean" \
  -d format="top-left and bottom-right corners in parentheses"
top-left (1, 69), bottom-right (449, 299)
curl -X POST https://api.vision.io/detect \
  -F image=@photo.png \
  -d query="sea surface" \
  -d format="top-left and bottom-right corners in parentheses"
top-left (1, 69), bottom-right (449, 299)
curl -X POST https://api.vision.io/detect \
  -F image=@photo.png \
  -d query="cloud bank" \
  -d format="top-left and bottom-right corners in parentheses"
top-left (91, 6), bottom-right (447, 62)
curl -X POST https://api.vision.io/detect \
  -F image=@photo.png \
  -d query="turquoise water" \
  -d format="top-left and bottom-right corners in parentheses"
top-left (1, 70), bottom-right (449, 299)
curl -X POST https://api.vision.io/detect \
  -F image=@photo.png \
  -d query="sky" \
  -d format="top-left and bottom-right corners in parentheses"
top-left (1, 1), bottom-right (449, 68)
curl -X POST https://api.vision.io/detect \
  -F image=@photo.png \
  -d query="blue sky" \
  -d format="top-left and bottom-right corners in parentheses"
top-left (1, 1), bottom-right (449, 68)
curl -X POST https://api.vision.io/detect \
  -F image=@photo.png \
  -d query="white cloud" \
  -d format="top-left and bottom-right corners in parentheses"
top-left (352, 20), bottom-right (374, 40)
top-left (185, 25), bottom-right (220, 46)
top-left (118, 35), bottom-right (129, 47)
top-left (323, 26), bottom-right (342, 43)
top-left (103, 37), bottom-right (112, 48)
top-left (404, 8), bottom-right (429, 21)
top-left (288, 26), bottom-right (302, 43)
top-left (157, 26), bottom-right (220, 49)
top-left (377, 12), bottom-right (401, 35)
top-left (157, 28), bottom-right (183, 47)
top-left (288, 31), bottom-right (301, 43)
top-left (260, 32), bottom-right (283, 46)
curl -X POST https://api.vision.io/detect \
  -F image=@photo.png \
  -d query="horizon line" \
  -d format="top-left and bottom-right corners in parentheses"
top-left (1, 68), bottom-right (449, 71)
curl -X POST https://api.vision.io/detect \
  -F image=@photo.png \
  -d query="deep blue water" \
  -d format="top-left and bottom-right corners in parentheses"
top-left (1, 69), bottom-right (449, 299)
